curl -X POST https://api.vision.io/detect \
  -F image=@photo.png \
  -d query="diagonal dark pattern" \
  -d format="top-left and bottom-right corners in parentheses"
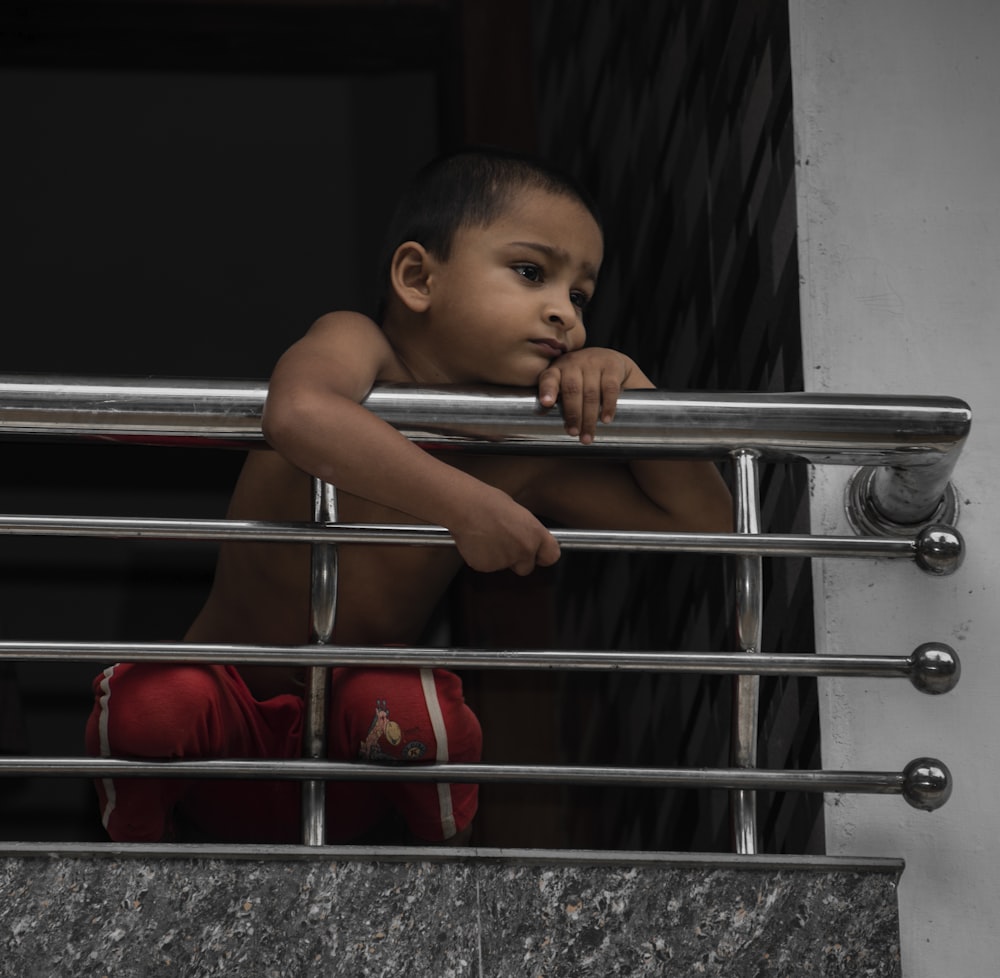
top-left (533, 0), bottom-right (822, 853)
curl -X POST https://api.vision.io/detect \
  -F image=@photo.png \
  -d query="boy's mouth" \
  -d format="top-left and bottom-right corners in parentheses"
top-left (531, 338), bottom-right (568, 358)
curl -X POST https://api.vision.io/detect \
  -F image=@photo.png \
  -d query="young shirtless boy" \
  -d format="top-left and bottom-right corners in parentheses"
top-left (87, 149), bottom-right (732, 845)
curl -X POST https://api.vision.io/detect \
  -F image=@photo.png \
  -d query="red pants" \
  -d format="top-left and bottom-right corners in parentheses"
top-left (85, 663), bottom-right (481, 844)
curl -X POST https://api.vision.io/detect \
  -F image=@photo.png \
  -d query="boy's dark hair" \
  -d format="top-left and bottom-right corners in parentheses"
top-left (375, 148), bottom-right (602, 319)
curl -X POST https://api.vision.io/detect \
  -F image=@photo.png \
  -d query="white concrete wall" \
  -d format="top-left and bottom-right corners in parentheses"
top-left (789, 1), bottom-right (1000, 973)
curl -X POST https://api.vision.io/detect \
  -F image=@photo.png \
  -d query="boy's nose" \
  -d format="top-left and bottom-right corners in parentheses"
top-left (545, 301), bottom-right (575, 331)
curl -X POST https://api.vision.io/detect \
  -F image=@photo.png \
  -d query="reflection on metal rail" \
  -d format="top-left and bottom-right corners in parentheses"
top-left (0, 375), bottom-right (972, 855)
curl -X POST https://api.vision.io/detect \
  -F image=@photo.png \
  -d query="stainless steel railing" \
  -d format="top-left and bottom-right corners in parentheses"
top-left (0, 375), bottom-right (972, 853)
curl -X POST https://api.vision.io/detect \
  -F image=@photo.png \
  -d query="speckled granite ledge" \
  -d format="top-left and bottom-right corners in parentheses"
top-left (0, 845), bottom-right (902, 977)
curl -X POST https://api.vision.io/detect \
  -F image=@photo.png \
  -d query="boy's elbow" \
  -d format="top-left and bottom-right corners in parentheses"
top-left (260, 398), bottom-right (285, 449)
top-left (261, 387), bottom-right (310, 450)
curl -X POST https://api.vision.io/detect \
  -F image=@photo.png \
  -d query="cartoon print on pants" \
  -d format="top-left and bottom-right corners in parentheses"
top-left (359, 698), bottom-right (427, 762)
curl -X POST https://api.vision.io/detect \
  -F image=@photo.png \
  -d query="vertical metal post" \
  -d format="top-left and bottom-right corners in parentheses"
top-left (302, 478), bottom-right (338, 846)
top-left (730, 450), bottom-right (762, 854)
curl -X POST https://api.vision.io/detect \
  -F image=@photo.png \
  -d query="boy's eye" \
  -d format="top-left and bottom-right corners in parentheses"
top-left (513, 263), bottom-right (543, 283)
top-left (570, 290), bottom-right (590, 312)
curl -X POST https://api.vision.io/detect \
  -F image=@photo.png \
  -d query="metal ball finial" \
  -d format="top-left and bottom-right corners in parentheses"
top-left (902, 757), bottom-right (952, 811)
top-left (914, 524), bottom-right (964, 576)
top-left (908, 642), bottom-right (961, 694)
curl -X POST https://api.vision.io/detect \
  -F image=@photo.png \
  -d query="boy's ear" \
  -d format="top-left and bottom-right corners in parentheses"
top-left (390, 241), bottom-right (435, 313)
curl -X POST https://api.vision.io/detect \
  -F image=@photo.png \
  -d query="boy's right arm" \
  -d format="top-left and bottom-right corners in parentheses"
top-left (261, 312), bottom-right (560, 575)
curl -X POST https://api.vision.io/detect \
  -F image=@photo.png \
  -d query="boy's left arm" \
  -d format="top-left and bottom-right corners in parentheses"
top-left (534, 348), bottom-right (733, 534)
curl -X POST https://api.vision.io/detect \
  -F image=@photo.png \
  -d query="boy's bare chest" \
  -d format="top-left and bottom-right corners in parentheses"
top-left (221, 451), bottom-right (552, 639)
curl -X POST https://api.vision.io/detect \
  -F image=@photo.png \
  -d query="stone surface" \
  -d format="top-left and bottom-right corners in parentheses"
top-left (0, 846), bottom-right (902, 977)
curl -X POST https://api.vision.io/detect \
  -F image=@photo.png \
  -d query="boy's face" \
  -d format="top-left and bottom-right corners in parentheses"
top-left (418, 188), bottom-right (603, 387)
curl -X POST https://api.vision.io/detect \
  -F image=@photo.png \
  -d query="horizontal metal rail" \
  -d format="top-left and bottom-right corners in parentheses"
top-left (0, 641), bottom-right (960, 693)
top-left (0, 756), bottom-right (945, 806)
top-left (0, 513), bottom-right (916, 555)
top-left (0, 375), bottom-right (971, 528)
top-left (0, 514), bottom-right (965, 574)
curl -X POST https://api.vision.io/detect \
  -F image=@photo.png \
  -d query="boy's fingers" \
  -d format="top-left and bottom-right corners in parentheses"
top-left (542, 356), bottom-right (625, 444)
top-left (536, 535), bottom-right (561, 568)
top-left (537, 366), bottom-right (561, 408)
top-left (556, 368), bottom-right (584, 438)
top-left (510, 538), bottom-right (559, 576)
top-left (600, 373), bottom-right (621, 423)
top-left (579, 368), bottom-right (625, 443)
top-left (578, 381), bottom-right (604, 444)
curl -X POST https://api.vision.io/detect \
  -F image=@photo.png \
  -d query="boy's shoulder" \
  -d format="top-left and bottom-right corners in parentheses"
top-left (308, 309), bottom-right (389, 348)
top-left (293, 310), bottom-right (412, 385)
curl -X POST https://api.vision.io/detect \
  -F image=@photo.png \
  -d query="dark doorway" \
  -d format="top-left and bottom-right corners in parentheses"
top-left (1, 0), bottom-right (819, 853)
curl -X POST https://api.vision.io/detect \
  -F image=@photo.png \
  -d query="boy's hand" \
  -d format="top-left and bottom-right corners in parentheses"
top-left (537, 348), bottom-right (640, 444)
top-left (450, 484), bottom-right (560, 576)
